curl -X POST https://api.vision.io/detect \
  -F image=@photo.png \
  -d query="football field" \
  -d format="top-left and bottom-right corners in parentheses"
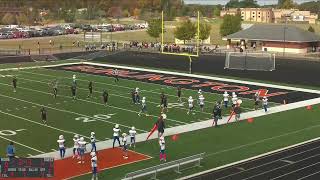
top-left (0, 61), bottom-right (319, 179)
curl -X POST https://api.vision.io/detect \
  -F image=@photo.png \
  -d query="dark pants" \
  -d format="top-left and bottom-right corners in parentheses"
top-left (59, 147), bottom-right (65, 158)
top-left (113, 136), bottom-right (121, 148)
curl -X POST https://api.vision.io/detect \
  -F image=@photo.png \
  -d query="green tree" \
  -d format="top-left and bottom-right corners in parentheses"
top-left (147, 18), bottom-right (162, 41)
top-left (278, 0), bottom-right (296, 9)
top-left (199, 22), bottom-right (211, 43)
top-left (174, 19), bottom-right (197, 44)
top-left (16, 13), bottom-right (29, 25)
top-left (213, 6), bottom-right (221, 17)
top-left (308, 25), bottom-right (315, 33)
top-left (1, 13), bottom-right (16, 25)
top-left (226, 0), bottom-right (259, 8)
top-left (220, 15), bottom-right (242, 36)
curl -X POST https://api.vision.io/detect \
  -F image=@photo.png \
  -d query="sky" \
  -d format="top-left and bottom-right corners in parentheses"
top-left (184, 0), bottom-right (318, 5)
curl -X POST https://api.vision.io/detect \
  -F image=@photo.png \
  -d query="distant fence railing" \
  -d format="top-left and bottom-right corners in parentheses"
top-left (122, 153), bottom-right (205, 180)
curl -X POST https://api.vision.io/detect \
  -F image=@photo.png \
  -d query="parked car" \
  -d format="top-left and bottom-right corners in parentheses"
top-left (66, 28), bottom-right (79, 34)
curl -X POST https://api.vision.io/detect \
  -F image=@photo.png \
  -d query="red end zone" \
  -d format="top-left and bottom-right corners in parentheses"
top-left (28, 148), bottom-right (150, 180)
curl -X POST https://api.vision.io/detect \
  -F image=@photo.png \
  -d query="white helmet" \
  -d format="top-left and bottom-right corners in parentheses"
top-left (131, 126), bottom-right (135, 130)
top-left (263, 96), bottom-right (267, 99)
top-left (90, 152), bottom-right (96, 157)
top-left (122, 133), bottom-right (127, 137)
top-left (59, 135), bottom-right (64, 140)
top-left (161, 114), bottom-right (167, 120)
top-left (80, 137), bottom-right (84, 141)
top-left (143, 97), bottom-right (146, 100)
top-left (91, 132), bottom-right (95, 136)
top-left (115, 124), bottom-right (119, 128)
top-left (74, 134), bottom-right (79, 138)
top-left (189, 96), bottom-right (192, 99)
top-left (224, 91), bottom-right (228, 94)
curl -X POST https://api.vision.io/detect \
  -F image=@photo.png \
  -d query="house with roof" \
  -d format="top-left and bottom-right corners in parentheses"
top-left (223, 24), bottom-right (320, 54)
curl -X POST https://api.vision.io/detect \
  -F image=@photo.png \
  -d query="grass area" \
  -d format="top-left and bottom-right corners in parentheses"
top-left (0, 61), bottom-right (318, 179)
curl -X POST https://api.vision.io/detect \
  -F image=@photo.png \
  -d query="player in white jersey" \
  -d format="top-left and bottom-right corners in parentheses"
top-left (138, 97), bottom-right (148, 116)
top-left (90, 152), bottom-right (98, 180)
top-left (90, 132), bottom-right (96, 153)
top-left (198, 94), bottom-right (205, 112)
top-left (198, 89), bottom-right (202, 95)
top-left (78, 137), bottom-right (87, 164)
top-left (57, 135), bottom-right (66, 159)
top-left (129, 126), bottom-right (137, 148)
top-left (122, 133), bottom-right (128, 159)
top-left (223, 91), bottom-right (230, 108)
top-left (159, 136), bottom-right (166, 162)
top-left (72, 134), bottom-right (80, 159)
top-left (262, 96), bottom-right (268, 112)
top-left (231, 94), bottom-right (238, 108)
top-left (187, 96), bottom-right (194, 115)
top-left (113, 124), bottom-right (121, 148)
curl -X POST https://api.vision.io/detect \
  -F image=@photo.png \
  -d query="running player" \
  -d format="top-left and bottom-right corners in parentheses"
top-left (231, 93), bottom-right (238, 109)
top-left (262, 96), bottom-right (268, 112)
top-left (223, 91), bottom-right (229, 108)
top-left (57, 135), bottom-right (66, 159)
top-left (131, 89), bottom-right (136, 104)
top-left (88, 81), bottom-right (93, 98)
top-left (159, 136), bottom-right (166, 162)
top-left (12, 76), bottom-right (17, 93)
top-left (129, 126), bottom-right (136, 148)
top-left (112, 124), bottom-right (121, 148)
top-left (160, 94), bottom-right (168, 113)
top-left (234, 103), bottom-right (241, 121)
top-left (52, 79), bottom-right (58, 98)
top-left (102, 90), bottom-right (109, 106)
top-left (78, 137), bottom-right (87, 164)
top-left (198, 94), bottom-right (205, 112)
top-left (72, 134), bottom-right (80, 159)
top-left (113, 69), bottom-right (119, 82)
top-left (254, 92), bottom-right (260, 110)
top-left (187, 96), bottom-right (194, 115)
top-left (198, 89), bottom-right (202, 95)
top-left (157, 114), bottom-right (166, 138)
top-left (90, 152), bottom-right (98, 180)
top-left (177, 86), bottom-right (182, 102)
top-left (138, 97), bottom-right (148, 116)
top-left (122, 133), bottom-right (128, 159)
top-left (90, 132), bottom-right (96, 152)
top-left (71, 84), bottom-right (77, 100)
top-left (40, 107), bottom-right (47, 125)
top-left (72, 74), bottom-right (77, 85)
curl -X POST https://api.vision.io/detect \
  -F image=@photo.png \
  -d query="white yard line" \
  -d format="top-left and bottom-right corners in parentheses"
top-left (0, 81), bottom-right (186, 126)
top-left (0, 110), bottom-right (92, 140)
top-left (0, 87), bottom-right (148, 133)
top-left (0, 135), bottom-right (45, 153)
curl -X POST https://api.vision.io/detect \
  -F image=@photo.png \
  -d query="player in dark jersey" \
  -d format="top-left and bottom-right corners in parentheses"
top-left (253, 92), bottom-right (260, 110)
top-left (212, 102), bottom-right (222, 127)
top-left (71, 84), bottom-right (77, 100)
top-left (162, 95), bottom-right (168, 113)
top-left (88, 81), bottom-right (93, 98)
top-left (52, 79), bottom-right (58, 98)
top-left (131, 89), bottom-right (136, 104)
top-left (102, 90), bottom-right (109, 106)
top-left (12, 76), bottom-right (17, 93)
top-left (40, 107), bottom-right (47, 125)
top-left (177, 86), bottom-right (182, 102)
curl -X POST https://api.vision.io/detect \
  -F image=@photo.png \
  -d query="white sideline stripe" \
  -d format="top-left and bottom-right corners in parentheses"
top-left (19, 67), bottom-right (274, 107)
top-left (0, 110), bottom-right (92, 140)
top-left (51, 149), bottom-right (56, 152)
top-left (270, 162), bottom-right (320, 180)
top-left (178, 136), bottom-right (320, 180)
top-left (298, 171), bottom-right (320, 180)
top-left (0, 135), bottom-right (45, 153)
top-left (82, 62), bottom-right (320, 94)
top-left (0, 83), bottom-right (182, 127)
top-left (280, 159), bottom-right (295, 164)
top-left (34, 97), bottom-right (320, 160)
top-left (28, 154), bottom-right (33, 157)
top-left (16, 77), bottom-right (191, 123)
top-left (15, 129), bottom-right (26, 132)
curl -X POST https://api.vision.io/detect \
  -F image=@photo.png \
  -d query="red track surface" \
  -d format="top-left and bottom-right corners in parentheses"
top-left (1, 147), bottom-right (151, 180)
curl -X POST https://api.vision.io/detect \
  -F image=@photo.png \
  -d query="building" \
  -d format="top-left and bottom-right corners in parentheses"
top-left (220, 8), bottom-right (318, 24)
top-left (223, 24), bottom-right (320, 54)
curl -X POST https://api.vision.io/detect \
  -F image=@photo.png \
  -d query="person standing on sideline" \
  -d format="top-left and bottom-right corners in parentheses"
top-left (12, 76), bottom-right (17, 93)
top-left (159, 136), bottom-right (166, 162)
top-left (102, 90), bottom-right (109, 106)
top-left (90, 152), bottom-right (98, 180)
top-left (253, 92), bottom-right (260, 110)
top-left (57, 135), bottom-right (66, 159)
top-left (177, 86), bottom-right (182, 102)
top-left (157, 114), bottom-right (166, 138)
top-left (129, 127), bottom-right (136, 148)
top-left (234, 103), bottom-right (241, 121)
top-left (6, 142), bottom-right (15, 160)
top-left (212, 102), bottom-right (222, 127)
top-left (40, 107), bottom-right (47, 125)
top-left (90, 132), bottom-right (97, 152)
top-left (262, 96), bottom-right (268, 112)
top-left (122, 133), bottom-right (128, 159)
top-left (113, 69), bottom-right (119, 82)
top-left (88, 81), bottom-right (93, 98)
top-left (223, 91), bottom-right (229, 108)
top-left (113, 124), bottom-right (121, 148)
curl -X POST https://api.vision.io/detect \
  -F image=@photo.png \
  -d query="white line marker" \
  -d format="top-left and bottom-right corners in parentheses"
top-left (51, 149), bottom-right (56, 152)
top-left (280, 159), bottom-right (295, 164)
top-left (28, 154), bottom-right (33, 157)
top-left (15, 129), bottom-right (26, 132)
top-left (0, 135), bottom-right (45, 153)
top-left (32, 106), bottom-right (36, 108)
top-left (23, 107), bottom-right (27, 109)
top-left (15, 108), bottom-right (19, 110)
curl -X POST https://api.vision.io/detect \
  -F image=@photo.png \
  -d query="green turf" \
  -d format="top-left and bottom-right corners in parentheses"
top-left (0, 62), bottom-right (318, 180)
